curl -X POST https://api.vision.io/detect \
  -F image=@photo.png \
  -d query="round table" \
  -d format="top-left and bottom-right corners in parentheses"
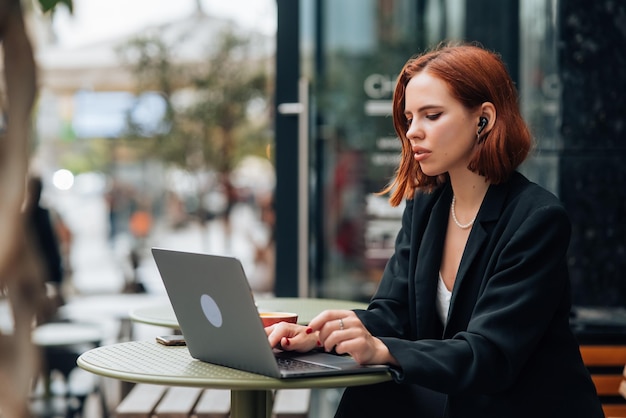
top-left (77, 340), bottom-right (390, 418)
top-left (129, 297), bottom-right (370, 328)
top-left (33, 322), bottom-right (103, 347)
top-left (60, 294), bottom-right (170, 322)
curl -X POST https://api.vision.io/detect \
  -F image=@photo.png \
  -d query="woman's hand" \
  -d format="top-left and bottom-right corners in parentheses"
top-left (308, 310), bottom-right (398, 366)
top-left (265, 322), bottom-right (319, 353)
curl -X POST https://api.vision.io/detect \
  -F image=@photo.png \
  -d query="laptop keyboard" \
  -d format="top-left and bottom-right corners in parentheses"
top-left (276, 356), bottom-right (339, 372)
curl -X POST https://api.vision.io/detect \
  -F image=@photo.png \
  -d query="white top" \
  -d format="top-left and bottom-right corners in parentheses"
top-left (436, 272), bottom-right (452, 325)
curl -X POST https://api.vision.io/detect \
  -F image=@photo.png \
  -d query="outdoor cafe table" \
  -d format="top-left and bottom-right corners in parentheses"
top-left (77, 340), bottom-right (391, 418)
top-left (129, 297), bottom-right (371, 328)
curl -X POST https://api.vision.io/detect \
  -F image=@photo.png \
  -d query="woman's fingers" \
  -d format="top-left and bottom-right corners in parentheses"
top-left (266, 322), bottom-right (318, 352)
top-left (307, 310), bottom-right (364, 353)
top-left (266, 310), bottom-right (367, 355)
top-left (308, 309), bottom-right (353, 333)
top-left (267, 310), bottom-right (393, 365)
top-left (266, 322), bottom-right (298, 346)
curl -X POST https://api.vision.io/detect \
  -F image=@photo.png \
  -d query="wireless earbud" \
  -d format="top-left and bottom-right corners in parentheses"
top-left (477, 117), bottom-right (488, 135)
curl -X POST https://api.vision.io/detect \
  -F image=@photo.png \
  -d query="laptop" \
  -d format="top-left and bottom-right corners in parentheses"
top-left (151, 247), bottom-right (390, 379)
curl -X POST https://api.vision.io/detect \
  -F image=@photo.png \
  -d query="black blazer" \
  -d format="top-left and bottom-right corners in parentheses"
top-left (355, 172), bottom-right (604, 418)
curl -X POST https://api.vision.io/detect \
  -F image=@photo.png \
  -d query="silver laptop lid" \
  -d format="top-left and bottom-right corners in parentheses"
top-left (151, 247), bottom-right (282, 378)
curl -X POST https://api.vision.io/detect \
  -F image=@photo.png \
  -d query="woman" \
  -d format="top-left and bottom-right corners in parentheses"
top-left (266, 42), bottom-right (603, 417)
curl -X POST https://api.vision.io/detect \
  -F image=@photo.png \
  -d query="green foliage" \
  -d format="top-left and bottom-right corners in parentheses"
top-left (54, 138), bottom-right (112, 174)
top-left (37, 0), bottom-right (73, 14)
top-left (116, 27), bottom-right (272, 176)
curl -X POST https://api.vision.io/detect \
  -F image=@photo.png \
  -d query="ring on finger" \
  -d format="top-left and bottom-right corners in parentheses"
top-left (339, 318), bottom-right (344, 330)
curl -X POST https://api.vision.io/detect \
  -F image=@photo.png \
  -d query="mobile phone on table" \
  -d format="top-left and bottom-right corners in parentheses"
top-left (156, 335), bottom-right (186, 346)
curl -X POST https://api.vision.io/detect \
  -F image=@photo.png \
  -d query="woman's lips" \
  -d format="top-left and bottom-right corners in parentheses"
top-left (412, 146), bottom-right (431, 162)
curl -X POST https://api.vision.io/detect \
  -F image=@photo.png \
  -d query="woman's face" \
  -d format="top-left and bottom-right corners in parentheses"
top-left (403, 71), bottom-right (479, 177)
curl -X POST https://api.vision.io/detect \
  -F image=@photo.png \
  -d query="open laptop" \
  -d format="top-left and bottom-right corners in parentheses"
top-left (151, 247), bottom-right (390, 379)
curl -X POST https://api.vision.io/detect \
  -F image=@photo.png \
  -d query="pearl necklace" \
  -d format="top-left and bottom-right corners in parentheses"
top-left (450, 195), bottom-right (476, 229)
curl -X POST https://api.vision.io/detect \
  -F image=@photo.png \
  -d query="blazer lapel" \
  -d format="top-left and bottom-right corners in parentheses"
top-left (413, 186), bottom-right (451, 338)
top-left (445, 179), bottom-right (511, 334)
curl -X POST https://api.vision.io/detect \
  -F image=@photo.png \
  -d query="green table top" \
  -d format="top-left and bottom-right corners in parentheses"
top-left (77, 340), bottom-right (391, 390)
top-left (129, 297), bottom-right (370, 329)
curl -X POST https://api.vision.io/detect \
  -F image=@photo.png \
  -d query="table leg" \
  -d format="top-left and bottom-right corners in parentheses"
top-left (230, 389), bottom-right (274, 418)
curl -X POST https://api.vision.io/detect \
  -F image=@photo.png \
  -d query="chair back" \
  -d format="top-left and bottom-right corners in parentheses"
top-left (580, 345), bottom-right (626, 417)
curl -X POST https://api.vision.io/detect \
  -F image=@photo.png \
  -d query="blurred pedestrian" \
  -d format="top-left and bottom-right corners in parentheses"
top-left (249, 191), bottom-right (275, 293)
top-left (125, 197), bottom-right (153, 293)
top-left (25, 175), bottom-right (65, 312)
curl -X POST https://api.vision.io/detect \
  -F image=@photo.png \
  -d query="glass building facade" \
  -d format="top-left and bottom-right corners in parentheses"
top-left (274, 0), bottom-right (626, 307)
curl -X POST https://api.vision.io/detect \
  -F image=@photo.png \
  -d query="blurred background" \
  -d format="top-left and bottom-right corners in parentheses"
top-left (1, 0), bottom-right (625, 416)
top-left (27, 0), bottom-right (278, 297)
top-left (19, 0), bottom-right (624, 304)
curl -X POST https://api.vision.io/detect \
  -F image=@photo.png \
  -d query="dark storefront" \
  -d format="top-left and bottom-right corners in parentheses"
top-left (273, 0), bottom-right (626, 313)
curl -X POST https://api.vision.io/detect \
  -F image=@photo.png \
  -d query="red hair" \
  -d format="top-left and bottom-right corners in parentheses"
top-left (382, 42), bottom-right (532, 206)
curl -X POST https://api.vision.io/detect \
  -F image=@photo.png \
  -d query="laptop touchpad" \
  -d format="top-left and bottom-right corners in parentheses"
top-left (296, 352), bottom-right (360, 367)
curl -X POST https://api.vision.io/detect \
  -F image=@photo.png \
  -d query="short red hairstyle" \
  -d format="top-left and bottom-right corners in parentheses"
top-left (382, 42), bottom-right (532, 206)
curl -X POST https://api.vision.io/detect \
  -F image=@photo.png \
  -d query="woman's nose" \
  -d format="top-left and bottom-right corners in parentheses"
top-left (406, 120), bottom-right (422, 141)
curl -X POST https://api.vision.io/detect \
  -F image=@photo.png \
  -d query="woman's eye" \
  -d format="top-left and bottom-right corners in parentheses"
top-left (426, 113), bottom-right (442, 121)
top-left (405, 118), bottom-right (413, 129)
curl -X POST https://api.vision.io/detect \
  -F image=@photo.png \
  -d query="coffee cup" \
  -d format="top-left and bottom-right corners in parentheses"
top-left (259, 311), bottom-right (298, 327)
